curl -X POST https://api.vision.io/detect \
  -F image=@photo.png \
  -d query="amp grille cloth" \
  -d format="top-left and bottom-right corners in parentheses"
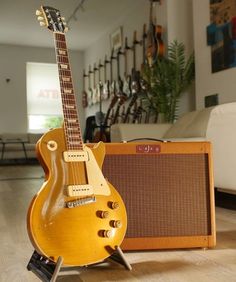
top-left (102, 154), bottom-right (211, 238)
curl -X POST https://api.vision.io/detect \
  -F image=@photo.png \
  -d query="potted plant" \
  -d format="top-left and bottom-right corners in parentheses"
top-left (141, 40), bottom-right (195, 123)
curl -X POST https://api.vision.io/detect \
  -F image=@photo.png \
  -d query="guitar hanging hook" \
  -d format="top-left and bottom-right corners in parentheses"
top-left (132, 30), bottom-right (142, 51)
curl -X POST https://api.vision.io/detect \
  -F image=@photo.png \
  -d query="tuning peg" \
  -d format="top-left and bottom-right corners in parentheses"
top-left (36, 10), bottom-right (42, 16)
top-left (63, 22), bottom-right (67, 26)
top-left (64, 27), bottom-right (69, 32)
top-left (37, 16), bottom-right (44, 21)
top-left (61, 17), bottom-right (66, 21)
top-left (39, 21), bottom-right (46, 27)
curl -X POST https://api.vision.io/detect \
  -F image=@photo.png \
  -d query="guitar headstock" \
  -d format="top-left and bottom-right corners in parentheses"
top-left (36, 6), bottom-right (68, 33)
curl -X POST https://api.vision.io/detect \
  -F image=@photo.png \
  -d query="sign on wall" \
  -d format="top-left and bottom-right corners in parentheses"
top-left (207, 0), bottom-right (236, 73)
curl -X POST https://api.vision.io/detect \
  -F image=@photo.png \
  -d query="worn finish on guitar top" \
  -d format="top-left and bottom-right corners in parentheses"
top-left (27, 6), bottom-right (127, 267)
top-left (27, 128), bottom-right (127, 266)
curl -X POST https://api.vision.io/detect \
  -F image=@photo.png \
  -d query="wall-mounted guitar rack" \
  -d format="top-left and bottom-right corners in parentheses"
top-left (83, 1), bottom-right (164, 142)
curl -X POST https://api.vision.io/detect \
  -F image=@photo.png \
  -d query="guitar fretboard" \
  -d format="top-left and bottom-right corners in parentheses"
top-left (54, 33), bottom-right (83, 151)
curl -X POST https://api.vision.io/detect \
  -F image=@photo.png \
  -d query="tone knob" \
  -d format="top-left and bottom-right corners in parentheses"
top-left (103, 230), bottom-right (112, 238)
top-left (47, 140), bottom-right (58, 151)
top-left (37, 16), bottom-right (44, 21)
top-left (111, 202), bottom-right (119, 210)
top-left (111, 220), bottom-right (122, 228)
top-left (100, 211), bottom-right (109, 219)
top-left (36, 10), bottom-right (42, 16)
top-left (39, 21), bottom-right (46, 27)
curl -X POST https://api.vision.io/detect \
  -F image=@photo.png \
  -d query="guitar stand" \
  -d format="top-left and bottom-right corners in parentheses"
top-left (27, 246), bottom-right (132, 282)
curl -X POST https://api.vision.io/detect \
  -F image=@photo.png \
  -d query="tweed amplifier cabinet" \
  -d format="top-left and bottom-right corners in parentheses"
top-left (102, 141), bottom-right (216, 250)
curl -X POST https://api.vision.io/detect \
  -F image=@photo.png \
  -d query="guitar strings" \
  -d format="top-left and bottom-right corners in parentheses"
top-left (54, 33), bottom-right (82, 194)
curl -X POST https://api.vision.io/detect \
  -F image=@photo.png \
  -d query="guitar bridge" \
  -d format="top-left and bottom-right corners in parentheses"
top-left (66, 196), bottom-right (96, 208)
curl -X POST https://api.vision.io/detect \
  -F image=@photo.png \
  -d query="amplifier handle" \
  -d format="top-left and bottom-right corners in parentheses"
top-left (124, 138), bottom-right (170, 143)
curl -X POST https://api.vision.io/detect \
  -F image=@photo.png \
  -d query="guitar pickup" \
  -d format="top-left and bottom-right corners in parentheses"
top-left (63, 151), bottom-right (89, 162)
top-left (67, 184), bottom-right (93, 197)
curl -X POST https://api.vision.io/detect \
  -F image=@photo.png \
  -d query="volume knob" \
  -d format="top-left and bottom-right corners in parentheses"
top-left (100, 211), bottom-right (109, 219)
top-left (111, 220), bottom-right (122, 228)
top-left (110, 202), bottom-right (119, 210)
top-left (103, 230), bottom-right (112, 238)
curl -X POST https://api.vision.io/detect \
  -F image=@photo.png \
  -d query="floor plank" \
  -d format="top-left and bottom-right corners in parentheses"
top-left (0, 165), bottom-right (236, 281)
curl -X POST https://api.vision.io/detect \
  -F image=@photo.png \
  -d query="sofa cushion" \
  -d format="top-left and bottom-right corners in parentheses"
top-left (28, 133), bottom-right (43, 144)
top-left (163, 110), bottom-right (199, 138)
top-left (110, 123), bottom-right (172, 142)
top-left (182, 107), bottom-right (214, 138)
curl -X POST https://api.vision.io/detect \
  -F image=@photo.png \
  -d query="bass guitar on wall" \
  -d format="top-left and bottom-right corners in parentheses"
top-left (27, 6), bottom-right (127, 267)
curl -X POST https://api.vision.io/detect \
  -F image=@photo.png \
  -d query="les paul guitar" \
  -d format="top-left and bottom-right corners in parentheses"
top-left (27, 6), bottom-right (127, 267)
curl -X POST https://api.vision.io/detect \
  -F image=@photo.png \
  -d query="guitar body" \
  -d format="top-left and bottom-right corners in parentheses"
top-left (146, 24), bottom-right (164, 66)
top-left (27, 128), bottom-right (127, 266)
top-left (146, 0), bottom-right (164, 66)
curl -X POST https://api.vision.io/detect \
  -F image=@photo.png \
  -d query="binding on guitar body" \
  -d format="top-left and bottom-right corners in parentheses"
top-left (27, 6), bottom-right (127, 267)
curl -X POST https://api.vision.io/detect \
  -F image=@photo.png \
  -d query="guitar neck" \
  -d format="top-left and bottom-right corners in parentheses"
top-left (54, 33), bottom-right (83, 151)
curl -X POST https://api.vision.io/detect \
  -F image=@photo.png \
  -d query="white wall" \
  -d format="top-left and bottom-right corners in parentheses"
top-left (193, 0), bottom-right (236, 109)
top-left (84, 0), bottom-right (150, 118)
top-left (84, 0), bottom-right (195, 120)
top-left (0, 44), bottom-right (84, 134)
top-left (166, 0), bottom-right (195, 115)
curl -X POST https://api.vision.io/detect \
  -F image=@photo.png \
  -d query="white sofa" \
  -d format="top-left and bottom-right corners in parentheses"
top-left (110, 102), bottom-right (236, 195)
top-left (0, 133), bottom-right (43, 161)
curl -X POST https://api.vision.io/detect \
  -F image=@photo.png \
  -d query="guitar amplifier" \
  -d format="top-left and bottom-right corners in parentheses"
top-left (102, 141), bottom-right (216, 250)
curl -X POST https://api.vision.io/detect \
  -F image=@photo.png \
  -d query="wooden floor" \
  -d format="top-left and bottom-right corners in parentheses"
top-left (0, 165), bottom-right (236, 282)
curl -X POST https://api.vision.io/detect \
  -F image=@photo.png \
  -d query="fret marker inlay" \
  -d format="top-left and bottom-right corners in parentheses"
top-left (60, 64), bottom-right (68, 69)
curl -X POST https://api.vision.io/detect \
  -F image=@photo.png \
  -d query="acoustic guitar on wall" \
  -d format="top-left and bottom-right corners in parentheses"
top-left (27, 6), bottom-right (127, 267)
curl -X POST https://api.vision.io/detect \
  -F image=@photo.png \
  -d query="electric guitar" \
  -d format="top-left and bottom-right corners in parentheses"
top-left (122, 37), bottom-right (131, 98)
top-left (27, 6), bottom-right (127, 267)
top-left (111, 49), bottom-right (127, 124)
top-left (82, 69), bottom-right (88, 108)
top-left (146, 0), bottom-right (164, 66)
top-left (88, 65), bottom-right (93, 107)
top-left (123, 31), bottom-right (141, 123)
top-left (102, 55), bottom-right (110, 100)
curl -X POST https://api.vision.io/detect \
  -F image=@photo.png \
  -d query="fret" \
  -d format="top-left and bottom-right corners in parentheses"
top-left (63, 98), bottom-right (76, 106)
top-left (61, 77), bottom-right (71, 82)
top-left (62, 95), bottom-right (75, 101)
top-left (55, 41), bottom-right (67, 49)
top-left (58, 70), bottom-right (71, 76)
top-left (57, 56), bottom-right (69, 64)
top-left (63, 115), bottom-right (78, 119)
top-left (68, 141), bottom-right (82, 145)
top-left (60, 82), bottom-right (73, 88)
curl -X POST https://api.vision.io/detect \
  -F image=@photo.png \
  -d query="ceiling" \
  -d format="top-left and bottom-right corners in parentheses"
top-left (0, 0), bottom-right (147, 51)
